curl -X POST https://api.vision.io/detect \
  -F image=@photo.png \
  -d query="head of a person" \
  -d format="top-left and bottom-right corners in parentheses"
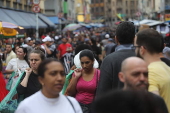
top-left (29, 49), bottom-right (45, 72)
top-left (42, 36), bottom-right (52, 45)
top-left (75, 44), bottom-right (92, 55)
top-left (135, 29), bottom-right (162, 58)
top-left (105, 34), bottom-right (110, 39)
top-left (38, 58), bottom-right (65, 98)
top-left (8, 38), bottom-right (13, 44)
top-left (15, 39), bottom-right (19, 43)
top-left (34, 40), bottom-right (42, 48)
top-left (19, 38), bottom-right (24, 43)
top-left (115, 21), bottom-right (135, 44)
top-left (25, 37), bottom-right (33, 46)
top-left (17, 47), bottom-right (28, 61)
top-left (14, 45), bottom-right (19, 53)
top-left (79, 50), bottom-right (94, 72)
top-left (92, 90), bottom-right (162, 113)
top-left (118, 57), bottom-right (148, 91)
top-left (62, 37), bottom-right (68, 44)
top-left (6, 44), bottom-right (13, 53)
top-left (108, 38), bottom-right (113, 43)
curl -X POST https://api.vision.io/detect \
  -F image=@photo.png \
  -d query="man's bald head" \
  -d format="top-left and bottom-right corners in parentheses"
top-left (121, 57), bottom-right (147, 73)
top-left (119, 57), bottom-right (149, 91)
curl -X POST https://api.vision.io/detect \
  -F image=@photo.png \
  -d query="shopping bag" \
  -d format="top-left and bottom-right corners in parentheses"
top-left (62, 70), bottom-right (74, 94)
top-left (0, 71), bottom-right (25, 113)
top-left (6, 69), bottom-right (22, 91)
top-left (6, 72), bottom-right (16, 91)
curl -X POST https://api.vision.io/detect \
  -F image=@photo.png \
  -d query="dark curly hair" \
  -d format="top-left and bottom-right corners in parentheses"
top-left (116, 21), bottom-right (135, 44)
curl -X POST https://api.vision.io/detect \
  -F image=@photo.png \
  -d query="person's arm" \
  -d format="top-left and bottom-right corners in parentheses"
top-left (43, 44), bottom-right (52, 55)
top-left (66, 69), bottom-right (82, 97)
top-left (20, 68), bottom-right (32, 87)
top-left (5, 70), bottom-right (14, 74)
top-left (17, 68), bottom-right (32, 95)
top-left (5, 59), bottom-right (14, 74)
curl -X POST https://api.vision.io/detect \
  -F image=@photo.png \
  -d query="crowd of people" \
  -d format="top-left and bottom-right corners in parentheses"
top-left (0, 22), bottom-right (170, 113)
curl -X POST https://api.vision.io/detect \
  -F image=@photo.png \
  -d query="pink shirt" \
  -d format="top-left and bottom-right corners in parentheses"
top-left (75, 69), bottom-right (100, 104)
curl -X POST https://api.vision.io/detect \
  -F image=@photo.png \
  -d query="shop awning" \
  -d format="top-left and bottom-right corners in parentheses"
top-left (2, 9), bottom-right (32, 29)
top-left (47, 17), bottom-right (59, 24)
top-left (0, 10), bottom-right (17, 25)
top-left (29, 13), bottom-right (47, 28)
top-left (38, 14), bottom-right (55, 27)
top-left (0, 8), bottom-right (48, 29)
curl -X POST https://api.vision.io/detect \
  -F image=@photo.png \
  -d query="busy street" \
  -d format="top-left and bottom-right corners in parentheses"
top-left (0, 0), bottom-right (170, 113)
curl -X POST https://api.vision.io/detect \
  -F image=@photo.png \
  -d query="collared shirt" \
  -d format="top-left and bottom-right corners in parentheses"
top-left (115, 44), bottom-right (133, 52)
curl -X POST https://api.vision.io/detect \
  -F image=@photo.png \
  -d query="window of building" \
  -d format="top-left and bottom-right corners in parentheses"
top-left (131, 10), bottom-right (134, 14)
top-left (19, 3), bottom-right (22, 10)
top-left (100, 0), bottom-right (104, 3)
top-left (108, 0), bottom-right (111, 3)
top-left (96, 7), bottom-right (99, 12)
top-left (131, 1), bottom-right (134, 6)
top-left (101, 7), bottom-right (104, 11)
top-left (24, 5), bottom-right (27, 11)
top-left (28, 6), bottom-right (32, 12)
top-left (13, 2), bottom-right (17, 9)
top-left (6, 1), bottom-right (10, 8)
top-left (117, 8), bottom-right (122, 13)
top-left (91, 0), bottom-right (94, 4)
top-left (108, 8), bottom-right (111, 12)
top-left (126, 9), bottom-right (128, 14)
top-left (126, 1), bottom-right (128, 6)
top-left (0, 0), bottom-right (3, 7)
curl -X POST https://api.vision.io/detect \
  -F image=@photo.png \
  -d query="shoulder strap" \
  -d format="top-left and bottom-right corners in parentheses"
top-left (65, 96), bottom-right (76, 113)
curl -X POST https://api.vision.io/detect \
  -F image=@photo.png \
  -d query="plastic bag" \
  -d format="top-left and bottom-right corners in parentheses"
top-left (6, 69), bottom-right (22, 91)
top-left (62, 70), bottom-right (74, 94)
top-left (0, 71), bottom-right (25, 113)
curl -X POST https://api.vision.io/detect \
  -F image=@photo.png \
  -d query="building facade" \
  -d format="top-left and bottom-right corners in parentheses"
top-left (0, 0), bottom-right (45, 13)
top-left (138, 0), bottom-right (168, 20)
top-left (102, 0), bottom-right (138, 25)
top-left (90, 0), bottom-right (104, 22)
top-left (44, 0), bottom-right (62, 16)
top-left (45, 0), bottom-right (75, 21)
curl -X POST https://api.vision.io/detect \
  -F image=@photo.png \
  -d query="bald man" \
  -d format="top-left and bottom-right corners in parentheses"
top-left (117, 57), bottom-right (168, 112)
top-left (118, 57), bottom-right (149, 91)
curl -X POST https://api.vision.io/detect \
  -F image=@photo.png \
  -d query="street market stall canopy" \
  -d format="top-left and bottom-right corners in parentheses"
top-left (133, 19), bottom-right (164, 26)
top-left (0, 8), bottom-right (55, 29)
top-left (0, 21), bottom-right (25, 38)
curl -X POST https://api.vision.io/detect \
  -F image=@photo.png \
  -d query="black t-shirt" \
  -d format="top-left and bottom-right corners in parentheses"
top-left (17, 71), bottom-right (41, 99)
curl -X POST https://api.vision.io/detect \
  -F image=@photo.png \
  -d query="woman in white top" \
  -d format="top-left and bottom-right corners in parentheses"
top-left (15, 58), bottom-right (82, 113)
top-left (5, 47), bottom-right (29, 75)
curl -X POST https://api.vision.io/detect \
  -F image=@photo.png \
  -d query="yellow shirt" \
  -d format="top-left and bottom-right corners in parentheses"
top-left (6, 50), bottom-right (16, 64)
top-left (148, 61), bottom-right (170, 112)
